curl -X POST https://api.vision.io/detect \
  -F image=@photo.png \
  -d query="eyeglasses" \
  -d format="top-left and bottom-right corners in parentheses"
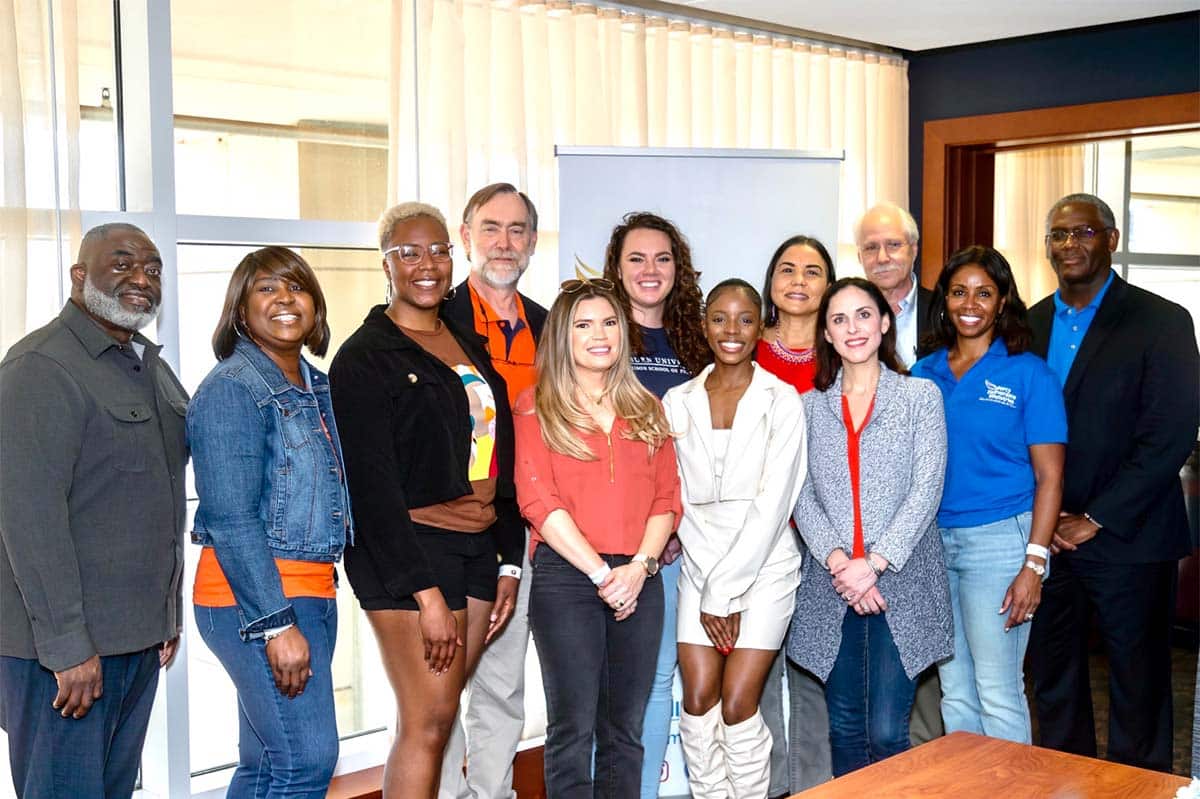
top-left (383, 242), bottom-right (454, 264)
top-left (1046, 226), bottom-right (1110, 247)
top-left (859, 240), bottom-right (908, 260)
top-left (560, 277), bottom-right (615, 293)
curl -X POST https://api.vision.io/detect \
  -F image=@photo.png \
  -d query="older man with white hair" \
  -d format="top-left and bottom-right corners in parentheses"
top-left (855, 202), bottom-right (933, 367)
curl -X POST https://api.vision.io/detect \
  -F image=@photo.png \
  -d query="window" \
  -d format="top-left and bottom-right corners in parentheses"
top-left (994, 130), bottom-right (1200, 352)
top-left (170, 0), bottom-right (389, 220)
top-left (1108, 132), bottom-right (1200, 351)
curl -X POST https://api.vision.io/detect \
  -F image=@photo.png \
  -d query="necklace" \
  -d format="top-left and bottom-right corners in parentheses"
top-left (769, 333), bottom-right (815, 365)
top-left (396, 318), bottom-right (444, 336)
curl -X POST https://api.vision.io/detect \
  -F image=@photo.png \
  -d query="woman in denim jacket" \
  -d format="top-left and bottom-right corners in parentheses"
top-left (188, 247), bottom-right (352, 798)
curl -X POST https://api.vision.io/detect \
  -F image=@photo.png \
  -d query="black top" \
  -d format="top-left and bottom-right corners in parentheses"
top-left (330, 305), bottom-right (523, 602)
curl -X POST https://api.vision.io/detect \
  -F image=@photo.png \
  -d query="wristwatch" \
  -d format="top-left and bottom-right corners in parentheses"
top-left (632, 553), bottom-right (660, 576)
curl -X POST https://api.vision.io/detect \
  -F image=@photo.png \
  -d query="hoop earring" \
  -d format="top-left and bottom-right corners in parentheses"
top-left (444, 285), bottom-right (457, 301)
top-left (385, 278), bottom-right (393, 305)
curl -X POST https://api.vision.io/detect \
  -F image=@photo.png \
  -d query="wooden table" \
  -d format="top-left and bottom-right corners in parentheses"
top-left (792, 731), bottom-right (1190, 798)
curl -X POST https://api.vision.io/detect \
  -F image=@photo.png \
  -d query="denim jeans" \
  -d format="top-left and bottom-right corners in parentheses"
top-left (824, 609), bottom-right (915, 776)
top-left (0, 647), bottom-right (159, 799)
top-left (530, 546), bottom-right (664, 799)
top-left (937, 512), bottom-right (1033, 743)
top-left (638, 554), bottom-right (680, 798)
top-left (195, 597), bottom-right (339, 798)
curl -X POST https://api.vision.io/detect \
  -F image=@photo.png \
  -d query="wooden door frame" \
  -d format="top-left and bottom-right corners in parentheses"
top-left (920, 91), bottom-right (1200, 287)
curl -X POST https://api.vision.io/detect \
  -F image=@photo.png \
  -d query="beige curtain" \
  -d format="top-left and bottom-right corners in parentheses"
top-left (994, 144), bottom-right (1085, 305)
top-left (1, 0), bottom-right (81, 355)
top-left (388, 0), bottom-right (908, 270)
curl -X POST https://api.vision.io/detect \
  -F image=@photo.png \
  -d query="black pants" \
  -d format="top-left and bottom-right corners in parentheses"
top-left (529, 546), bottom-right (664, 799)
top-left (1028, 557), bottom-right (1177, 772)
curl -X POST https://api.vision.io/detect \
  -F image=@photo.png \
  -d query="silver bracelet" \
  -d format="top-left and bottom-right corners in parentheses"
top-left (866, 553), bottom-right (886, 577)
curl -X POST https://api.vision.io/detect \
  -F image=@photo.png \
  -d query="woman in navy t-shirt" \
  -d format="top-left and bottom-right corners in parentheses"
top-left (911, 245), bottom-right (1066, 744)
top-left (602, 211), bottom-right (708, 797)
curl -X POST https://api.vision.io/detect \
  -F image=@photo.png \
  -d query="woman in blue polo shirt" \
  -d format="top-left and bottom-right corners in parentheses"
top-left (912, 245), bottom-right (1066, 744)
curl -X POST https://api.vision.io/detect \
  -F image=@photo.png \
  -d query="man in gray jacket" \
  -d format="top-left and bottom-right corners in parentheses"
top-left (0, 223), bottom-right (189, 798)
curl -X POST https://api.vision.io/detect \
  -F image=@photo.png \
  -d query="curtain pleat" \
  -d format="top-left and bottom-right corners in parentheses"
top-left (994, 145), bottom-right (1086, 304)
top-left (1, 0), bottom-right (80, 355)
top-left (390, 0), bottom-right (910, 269)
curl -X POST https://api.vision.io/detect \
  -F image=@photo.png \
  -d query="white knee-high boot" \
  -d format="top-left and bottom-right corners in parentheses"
top-left (679, 702), bottom-right (730, 798)
top-left (721, 710), bottom-right (772, 799)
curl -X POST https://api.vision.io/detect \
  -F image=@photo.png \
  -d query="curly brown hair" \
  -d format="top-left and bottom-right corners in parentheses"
top-left (601, 212), bottom-right (710, 376)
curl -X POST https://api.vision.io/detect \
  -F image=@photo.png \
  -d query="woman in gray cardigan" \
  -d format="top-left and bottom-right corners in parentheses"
top-left (786, 277), bottom-right (952, 776)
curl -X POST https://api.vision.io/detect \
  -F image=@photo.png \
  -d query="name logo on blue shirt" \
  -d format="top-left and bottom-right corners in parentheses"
top-left (981, 380), bottom-right (1016, 408)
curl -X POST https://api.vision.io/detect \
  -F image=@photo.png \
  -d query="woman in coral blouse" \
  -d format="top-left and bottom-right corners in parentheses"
top-left (513, 277), bottom-right (681, 799)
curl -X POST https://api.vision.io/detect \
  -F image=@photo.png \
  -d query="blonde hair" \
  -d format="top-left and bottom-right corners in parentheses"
top-left (378, 202), bottom-right (448, 251)
top-left (533, 285), bottom-right (671, 461)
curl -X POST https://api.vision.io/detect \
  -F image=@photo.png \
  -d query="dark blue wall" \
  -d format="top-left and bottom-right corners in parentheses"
top-left (906, 12), bottom-right (1200, 232)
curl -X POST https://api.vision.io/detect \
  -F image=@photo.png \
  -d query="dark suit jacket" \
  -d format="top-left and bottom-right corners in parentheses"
top-left (915, 284), bottom-right (935, 359)
top-left (443, 278), bottom-right (548, 345)
top-left (1029, 274), bottom-right (1199, 564)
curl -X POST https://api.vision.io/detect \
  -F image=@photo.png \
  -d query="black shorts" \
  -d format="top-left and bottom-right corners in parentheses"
top-left (351, 524), bottom-right (497, 612)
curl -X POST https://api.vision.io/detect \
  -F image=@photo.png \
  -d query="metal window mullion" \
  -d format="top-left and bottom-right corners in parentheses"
top-left (1120, 139), bottom-right (1132, 281)
top-left (175, 215), bottom-right (376, 249)
top-left (118, 1), bottom-right (189, 797)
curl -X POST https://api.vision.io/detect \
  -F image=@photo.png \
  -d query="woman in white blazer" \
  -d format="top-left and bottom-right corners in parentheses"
top-left (663, 279), bottom-right (807, 798)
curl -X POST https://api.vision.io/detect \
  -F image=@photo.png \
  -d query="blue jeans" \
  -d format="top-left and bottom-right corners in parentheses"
top-left (638, 554), bottom-right (679, 798)
top-left (530, 546), bottom-right (664, 799)
top-left (195, 597), bottom-right (339, 798)
top-left (0, 647), bottom-right (159, 799)
top-left (824, 609), bottom-right (915, 776)
top-left (938, 512), bottom-right (1033, 743)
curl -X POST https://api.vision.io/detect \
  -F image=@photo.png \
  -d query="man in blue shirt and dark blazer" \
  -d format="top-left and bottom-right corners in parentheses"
top-left (1027, 192), bottom-right (1199, 772)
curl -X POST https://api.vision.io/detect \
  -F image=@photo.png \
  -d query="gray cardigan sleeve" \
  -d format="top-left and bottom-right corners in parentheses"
top-left (871, 379), bottom-right (947, 572)
top-left (793, 393), bottom-right (843, 569)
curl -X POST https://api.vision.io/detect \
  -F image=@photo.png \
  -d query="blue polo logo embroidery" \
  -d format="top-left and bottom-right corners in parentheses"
top-left (981, 380), bottom-right (1016, 408)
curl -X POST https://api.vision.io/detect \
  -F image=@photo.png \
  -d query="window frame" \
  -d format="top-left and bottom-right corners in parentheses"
top-left (77, 2), bottom-right (390, 795)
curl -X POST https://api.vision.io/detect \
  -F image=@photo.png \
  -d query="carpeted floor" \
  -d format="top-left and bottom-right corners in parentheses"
top-left (1028, 644), bottom-right (1197, 777)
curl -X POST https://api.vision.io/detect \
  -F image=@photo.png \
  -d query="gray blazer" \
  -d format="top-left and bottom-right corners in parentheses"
top-left (786, 366), bottom-right (952, 681)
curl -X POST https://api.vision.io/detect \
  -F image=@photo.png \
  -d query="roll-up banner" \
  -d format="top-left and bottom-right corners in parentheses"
top-left (557, 146), bottom-right (842, 291)
top-left (554, 146), bottom-right (842, 797)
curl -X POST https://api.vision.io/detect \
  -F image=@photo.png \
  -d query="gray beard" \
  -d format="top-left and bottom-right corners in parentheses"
top-left (474, 257), bottom-right (527, 289)
top-left (82, 275), bottom-right (159, 332)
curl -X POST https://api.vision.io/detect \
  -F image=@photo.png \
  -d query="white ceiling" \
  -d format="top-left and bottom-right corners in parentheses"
top-left (673, 0), bottom-right (1200, 51)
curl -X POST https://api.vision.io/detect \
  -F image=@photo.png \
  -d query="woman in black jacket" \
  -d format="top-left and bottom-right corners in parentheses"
top-left (330, 202), bottom-right (523, 798)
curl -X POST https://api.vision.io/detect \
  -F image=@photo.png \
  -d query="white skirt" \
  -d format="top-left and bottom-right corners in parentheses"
top-left (674, 496), bottom-right (800, 650)
top-left (676, 570), bottom-right (796, 650)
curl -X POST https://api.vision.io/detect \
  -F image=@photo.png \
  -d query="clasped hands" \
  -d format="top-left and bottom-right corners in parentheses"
top-left (1049, 512), bottom-right (1099, 554)
top-left (828, 552), bottom-right (888, 615)
top-left (597, 562), bottom-right (646, 621)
